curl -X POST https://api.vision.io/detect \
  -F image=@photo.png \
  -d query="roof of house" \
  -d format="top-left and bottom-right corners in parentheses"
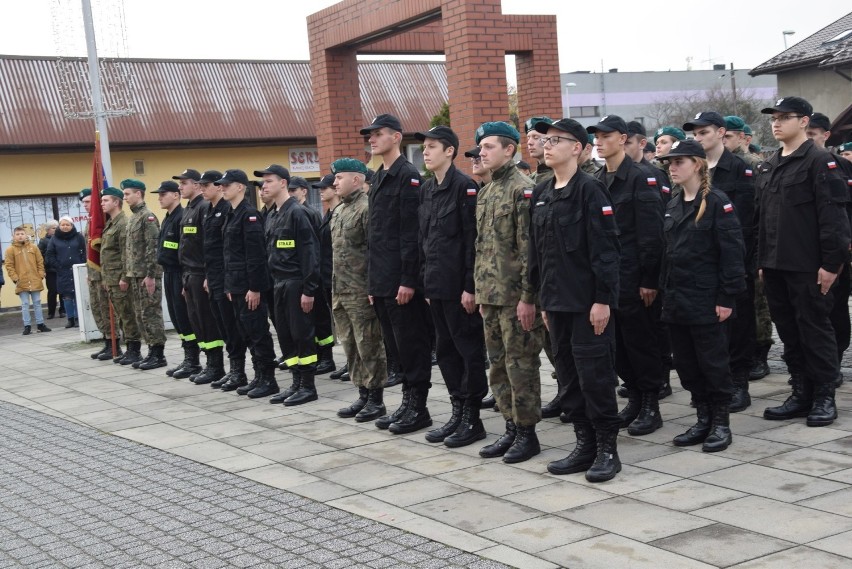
top-left (750, 12), bottom-right (852, 76)
top-left (0, 55), bottom-right (448, 150)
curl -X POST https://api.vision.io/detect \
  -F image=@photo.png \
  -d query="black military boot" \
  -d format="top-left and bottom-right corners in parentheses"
top-left (338, 387), bottom-right (369, 418)
top-left (172, 343), bottom-right (202, 379)
top-left (220, 362), bottom-right (249, 392)
top-left (330, 363), bottom-right (348, 380)
top-left (315, 345), bottom-right (336, 375)
top-left (586, 429), bottom-right (621, 482)
top-left (248, 368), bottom-right (279, 399)
top-left (166, 341), bottom-right (187, 377)
top-left (133, 345), bottom-right (154, 369)
top-left (764, 374), bottom-right (813, 420)
top-left (548, 422), bottom-right (597, 475)
top-left (389, 390), bottom-right (432, 434)
top-left (118, 341), bottom-right (142, 366)
top-left (729, 373), bottom-right (752, 412)
top-left (356, 388), bottom-right (386, 422)
top-left (375, 388), bottom-right (410, 430)
top-left (702, 403), bottom-right (732, 452)
top-left (616, 384), bottom-right (629, 398)
top-left (236, 364), bottom-right (261, 396)
top-left (270, 369), bottom-right (301, 404)
top-left (444, 402), bottom-right (486, 448)
top-left (541, 395), bottom-right (562, 419)
top-left (617, 390), bottom-right (642, 428)
top-left (276, 356), bottom-right (289, 371)
top-left (284, 370), bottom-right (317, 406)
top-left (480, 394), bottom-right (496, 409)
top-left (425, 397), bottom-right (463, 443)
top-left (194, 348), bottom-right (226, 385)
top-left (385, 357), bottom-right (403, 388)
top-left (673, 401), bottom-right (712, 446)
top-left (750, 344), bottom-right (771, 380)
top-left (212, 358), bottom-right (240, 389)
top-left (807, 383), bottom-right (838, 427)
top-left (98, 340), bottom-right (122, 361)
top-left (91, 339), bottom-right (110, 359)
top-left (658, 381), bottom-right (672, 400)
top-left (139, 345), bottom-right (168, 370)
top-left (628, 391), bottom-right (663, 436)
top-left (479, 420), bottom-right (517, 458)
top-left (503, 425), bottom-right (541, 463)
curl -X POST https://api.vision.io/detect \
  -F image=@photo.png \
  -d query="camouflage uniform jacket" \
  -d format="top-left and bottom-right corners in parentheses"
top-left (733, 146), bottom-right (762, 170)
top-left (83, 219), bottom-right (101, 281)
top-left (100, 210), bottom-right (127, 286)
top-left (474, 160), bottom-right (536, 306)
top-left (581, 159), bottom-right (602, 175)
top-left (331, 189), bottom-right (369, 297)
top-left (124, 202), bottom-right (162, 279)
top-left (531, 163), bottom-right (554, 186)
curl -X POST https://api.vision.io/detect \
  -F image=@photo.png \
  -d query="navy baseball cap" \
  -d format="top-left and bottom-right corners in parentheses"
top-left (587, 115), bottom-right (629, 135)
top-left (761, 96), bottom-right (813, 116)
top-left (153, 181), bottom-right (180, 194)
top-left (253, 164), bottom-right (290, 181)
top-left (199, 170), bottom-right (223, 184)
top-left (172, 169), bottom-right (201, 181)
top-left (415, 125), bottom-right (460, 152)
top-left (535, 118), bottom-right (588, 146)
top-left (683, 112), bottom-right (726, 131)
top-left (627, 121), bottom-right (647, 137)
top-left (360, 114), bottom-right (403, 135)
top-left (658, 139), bottom-right (707, 160)
top-left (214, 169), bottom-right (250, 186)
top-left (809, 112), bottom-right (831, 131)
top-left (312, 174), bottom-right (335, 189)
top-left (288, 176), bottom-right (309, 190)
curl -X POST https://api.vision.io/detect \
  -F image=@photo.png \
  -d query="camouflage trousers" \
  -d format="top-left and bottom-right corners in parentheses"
top-left (482, 304), bottom-right (544, 427)
top-left (332, 293), bottom-right (386, 390)
top-left (755, 276), bottom-right (774, 347)
top-left (88, 276), bottom-right (113, 339)
top-left (128, 277), bottom-right (167, 346)
top-left (106, 283), bottom-right (140, 343)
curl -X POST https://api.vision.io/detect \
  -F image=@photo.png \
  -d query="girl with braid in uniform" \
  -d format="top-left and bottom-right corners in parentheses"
top-left (658, 140), bottom-right (746, 452)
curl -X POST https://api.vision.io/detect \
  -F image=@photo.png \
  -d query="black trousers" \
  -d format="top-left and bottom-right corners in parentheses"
top-left (373, 294), bottom-right (432, 393)
top-left (183, 273), bottom-right (223, 350)
top-left (314, 287), bottom-right (334, 353)
top-left (163, 270), bottom-right (194, 343)
top-left (669, 322), bottom-right (733, 403)
top-left (273, 279), bottom-right (317, 374)
top-left (210, 288), bottom-right (246, 361)
top-left (764, 269), bottom-right (838, 386)
top-left (45, 272), bottom-right (60, 316)
top-left (430, 298), bottom-right (488, 403)
top-left (651, 293), bottom-right (673, 375)
top-left (230, 293), bottom-right (276, 373)
top-left (830, 264), bottom-right (851, 363)
top-left (614, 299), bottom-right (664, 392)
top-left (729, 278), bottom-right (757, 378)
top-left (263, 289), bottom-right (275, 327)
top-left (549, 311), bottom-right (620, 431)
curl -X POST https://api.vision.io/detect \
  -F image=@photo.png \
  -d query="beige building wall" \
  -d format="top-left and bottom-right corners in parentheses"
top-left (777, 68), bottom-right (852, 121)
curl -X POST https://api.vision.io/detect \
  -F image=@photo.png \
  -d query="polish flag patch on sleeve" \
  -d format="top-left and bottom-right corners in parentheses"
top-left (410, 178), bottom-right (421, 186)
top-left (723, 203), bottom-right (734, 213)
top-left (602, 205), bottom-right (614, 216)
top-left (745, 169), bottom-right (753, 177)
top-left (466, 187), bottom-right (477, 196)
top-left (147, 215), bottom-right (155, 221)
top-left (662, 186), bottom-right (671, 194)
top-left (647, 177), bottom-right (658, 186)
top-left (828, 161), bottom-right (837, 170)
top-left (248, 216), bottom-right (257, 222)
top-left (523, 189), bottom-right (533, 198)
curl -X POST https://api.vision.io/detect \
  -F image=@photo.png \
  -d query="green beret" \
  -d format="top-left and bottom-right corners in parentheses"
top-left (524, 116), bottom-right (553, 134)
top-left (749, 143), bottom-right (761, 153)
top-left (78, 188), bottom-right (91, 200)
top-left (120, 178), bottom-right (145, 191)
top-left (653, 126), bottom-right (686, 143)
top-left (475, 122), bottom-right (520, 145)
top-left (743, 124), bottom-right (753, 136)
top-left (102, 187), bottom-right (124, 200)
top-left (724, 116), bottom-right (746, 132)
top-left (587, 134), bottom-right (595, 145)
top-left (331, 158), bottom-right (368, 175)
top-left (838, 142), bottom-right (852, 153)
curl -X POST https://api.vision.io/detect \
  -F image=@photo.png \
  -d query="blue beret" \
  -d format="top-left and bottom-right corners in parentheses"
top-left (475, 122), bottom-right (520, 145)
top-left (331, 158), bottom-right (368, 175)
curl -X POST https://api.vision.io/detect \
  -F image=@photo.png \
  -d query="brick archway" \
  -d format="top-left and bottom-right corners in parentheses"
top-left (307, 0), bottom-right (562, 172)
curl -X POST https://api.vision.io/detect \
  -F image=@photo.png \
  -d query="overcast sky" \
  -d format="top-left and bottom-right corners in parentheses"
top-left (4, 0), bottom-right (849, 77)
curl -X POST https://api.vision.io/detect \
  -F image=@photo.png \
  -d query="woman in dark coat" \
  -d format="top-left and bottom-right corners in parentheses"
top-left (46, 217), bottom-right (86, 328)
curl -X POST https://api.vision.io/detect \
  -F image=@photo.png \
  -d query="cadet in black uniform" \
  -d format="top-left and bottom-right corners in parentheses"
top-left (658, 140), bottom-right (746, 452)
top-left (216, 169), bottom-right (279, 398)
top-left (360, 114), bottom-right (434, 435)
top-left (757, 97), bottom-right (851, 427)
top-left (173, 168), bottom-right (226, 385)
top-left (684, 111), bottom-right (756, 412)
top-left (529, 119), bottom-right (623, 482)
top-left (416, 126), bottom-right (488, 448)
top-left (588, 115), bottom-right (665, 437)
top-left (154, 181), bottom-right (199, 379)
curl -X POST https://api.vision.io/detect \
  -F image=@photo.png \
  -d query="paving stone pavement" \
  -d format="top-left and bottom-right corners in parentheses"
top-left (0, 327), bottom-right (851, 568)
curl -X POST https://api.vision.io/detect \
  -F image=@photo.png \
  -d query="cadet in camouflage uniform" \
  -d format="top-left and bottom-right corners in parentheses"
top-left (99, 187), bottom-right (141, 364)
top-left (121, 179), bottom-right (167, 370)
top-left (80, 188), bottom-right (121, 361)
top-left (581, 134), bottom-right (602, 175)
top-left (474, 121), bottom-right (544, 464)
top-left (525, 116), bottom-right (554, 186)
top-left (330, 159), bottom-right (388, 422)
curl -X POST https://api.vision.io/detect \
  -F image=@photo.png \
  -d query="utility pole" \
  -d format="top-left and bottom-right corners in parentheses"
top-left (81, 0), bottom-right (113, 185)
top-left (730, 63), bottom-right (738, 116)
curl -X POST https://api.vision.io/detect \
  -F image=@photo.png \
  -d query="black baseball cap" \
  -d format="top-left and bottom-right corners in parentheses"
top-left (761, 96), bottom-right (813, 117)
top-left (153, 181), bottom-right (180, 194)
top-left (809, 112), bottom-right (831, 131)
top-left (199, 170), bottom-right (223, 184)
top-left (536, 118), bottom-right (588, 147)
top-left (644, 141), bottom-right (656, 153)
top-left (253, 164), bottom-right (290, 181)
top-left (683, 112), bottom-right (725, 131)
top-left (360, 113), bottom-right (403, 135)
top-left (415, 125), bottom-right (460, 152)
top-left (658, 139), bottom-right (707, 161)
top-left (312, 174), bottom-right (336, 189)
top-left (586, 115), bottom-right (629, 135)
top-left (464, 147), bottom-right (481, 159)
top-left (172, 168), bottom-right (201, 181)
top-left (627, 121), bottom-right (646, 137)
top-left (288, 176), bottom-right (309, 190)
top-left (214, 169), bottom-right (250, 186)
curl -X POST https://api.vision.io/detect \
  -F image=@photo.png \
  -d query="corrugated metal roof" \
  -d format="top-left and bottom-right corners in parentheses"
top-left (0, 55), bottom-right (448, 149)
top-left (750, 12), bottom-right (852, 76)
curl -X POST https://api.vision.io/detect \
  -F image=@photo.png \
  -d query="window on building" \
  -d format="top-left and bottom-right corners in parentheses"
top-left (569, 106), bottom-right (600, 118)
top-left (406, 144), bottom-right (425, 173)
top-left (134, 160), bottom-right (145, 176)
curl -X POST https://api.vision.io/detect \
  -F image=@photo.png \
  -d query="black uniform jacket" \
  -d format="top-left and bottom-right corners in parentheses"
top-left (223, 199), bottom-right (270, 295)
top-left (203, 198), bottom-right (229, 295)
top-left (319, 205), bottom-right (338, 290)
top-left (265, 197), bottom-right (321, 297)
top-left (179, 195), bottom-right (209, 274)
top-left (596, 154), bottom-right (664, 303)
top-left (157, 204), bottom-right (183, 271)
top-left (661, 188), bottom-right (746, 325)
top-left (755, 140), bottom-right (850, 273)
top-left (639, 157), bottom-right (673, 206)
top-left (419, 164), bottom-right (478, 300)
top-left (368, 155), bottom-right (424, 297)
top-left (710, 148), bottom-right (755, 275)
top-left (529, 169), bottom-right (621, 312)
